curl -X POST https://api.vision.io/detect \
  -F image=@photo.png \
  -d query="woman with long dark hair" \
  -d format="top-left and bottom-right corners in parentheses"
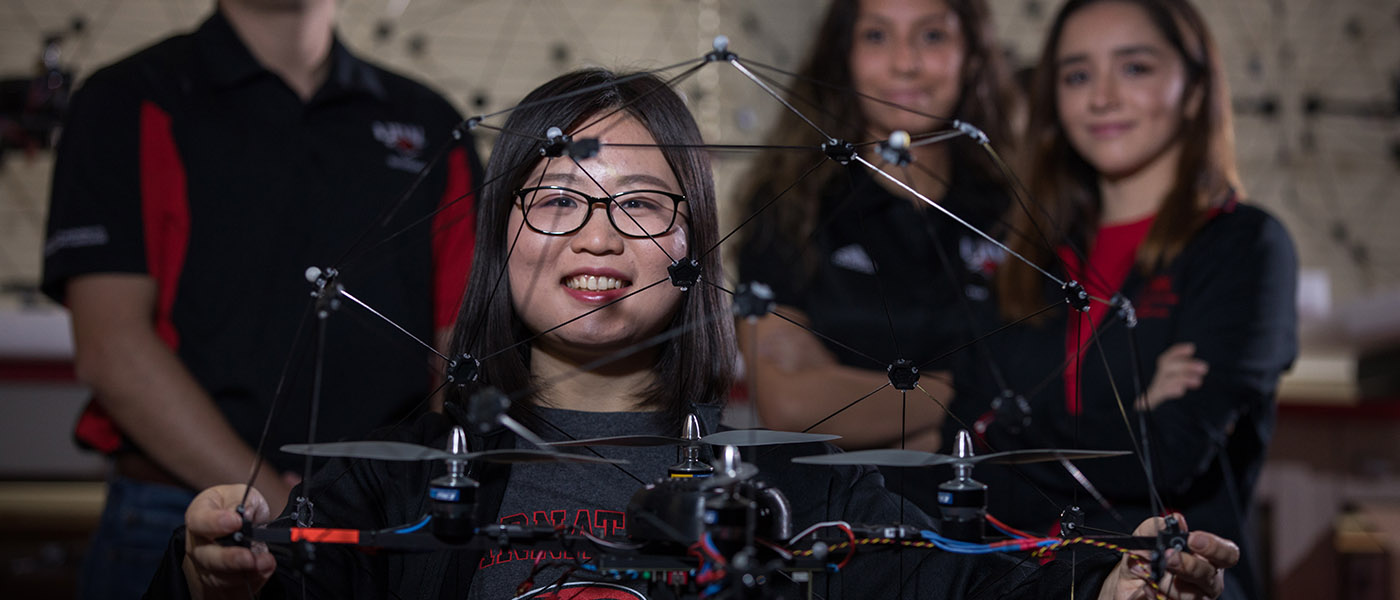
top-left (950, 2), bottom-right (1297, 598)
top-left (161, 68), bottom-right (1239, 600)
top-left (735, 0), bottom-right (1021, 451)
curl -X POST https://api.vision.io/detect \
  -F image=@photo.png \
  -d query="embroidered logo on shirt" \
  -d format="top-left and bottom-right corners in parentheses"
top-left (959, 236), bottom-right (1005, 278)
top-left (1136, 274), bottom-right (1179, 319)
top-left (831, 244), bottom-right (877, 274)
top-left (371, 120), bottom-right (427, 172)
top-left (45, 225), bottom-right (109, 256)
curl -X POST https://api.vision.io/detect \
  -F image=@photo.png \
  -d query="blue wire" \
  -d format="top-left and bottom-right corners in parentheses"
top-left (395, 515), bottom-right (432, 534)
top-left (916, 529), bottom-right (1059, 555)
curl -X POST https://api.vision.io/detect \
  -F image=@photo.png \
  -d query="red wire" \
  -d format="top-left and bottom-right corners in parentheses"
top-left (835, 524), bottom-right (856, 570)
top-left (987, 514), bottom-right (1033, 539)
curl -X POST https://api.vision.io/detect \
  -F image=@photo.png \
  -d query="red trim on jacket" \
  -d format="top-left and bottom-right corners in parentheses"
top-left (1057, 215), bottom-right (1154, 414)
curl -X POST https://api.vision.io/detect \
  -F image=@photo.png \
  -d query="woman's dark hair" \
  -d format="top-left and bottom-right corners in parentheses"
top-left (998, 0), bottom-right (1239, 320)
top-left (734, 0), bottom-right (1019, 260)
top-left (447, 69), bottom-right (738, 430)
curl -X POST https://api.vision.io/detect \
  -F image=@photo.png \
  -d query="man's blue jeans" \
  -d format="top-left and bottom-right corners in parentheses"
top-left (78, 474), bottom-right (196, 600)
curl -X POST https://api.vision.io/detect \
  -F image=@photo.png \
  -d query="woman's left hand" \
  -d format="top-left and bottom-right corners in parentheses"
top-left (1097, 514), bottom-right (1239, 600)
top-left (1143, 343), bottom-right (1208, 408)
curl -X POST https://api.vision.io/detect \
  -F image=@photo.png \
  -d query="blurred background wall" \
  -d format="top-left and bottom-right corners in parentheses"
top-left (0, 1), bottom-right (1397, 598)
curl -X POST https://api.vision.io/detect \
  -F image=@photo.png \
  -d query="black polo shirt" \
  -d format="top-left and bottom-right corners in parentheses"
top-left (738, 159), bottom-right (1009, 372)
top-left (42, 12), bottom-right (482, 473)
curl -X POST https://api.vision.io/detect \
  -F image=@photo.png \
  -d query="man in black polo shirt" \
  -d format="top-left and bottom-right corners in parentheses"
top-left (41, 0), bottom-right (482, 597)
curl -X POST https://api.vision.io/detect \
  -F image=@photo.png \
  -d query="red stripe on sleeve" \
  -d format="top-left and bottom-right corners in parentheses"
top-left (139, 101), bottom-right (190, 350)
top-left (74, 102), bottom-right (191, 454)
top-left (432, 146), bottom-right (475, 331)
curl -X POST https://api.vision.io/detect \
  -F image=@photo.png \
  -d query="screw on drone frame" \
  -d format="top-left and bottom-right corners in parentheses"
top-left (877, 130), bottom-right (913, 166)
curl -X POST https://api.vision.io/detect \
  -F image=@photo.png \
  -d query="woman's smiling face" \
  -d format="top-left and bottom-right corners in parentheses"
top-left (849, 0), bottom-right (967, 137)
top-left (507, 113), bottom-right (690, 360)
top-left (1054, 0), bottom-right (1191, 181)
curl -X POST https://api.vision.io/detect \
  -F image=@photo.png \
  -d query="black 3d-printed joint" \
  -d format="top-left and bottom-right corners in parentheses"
top-left (668, 258), bottom-right (702, 289)
top-left (1059, 505), bottom-right (1085, 538)
top-left (822, 139), bottom-right (856, 165)
top-left (887, 359), bottom-right (919, 391)
top-left (446, 354), bottom-right (481, 386)
top-left (567, 138), bottom-right (600, 159)
top-left (1062, 280), bottom-right (1091, 313)
top-left (733, 281), bottom-right (776, 319)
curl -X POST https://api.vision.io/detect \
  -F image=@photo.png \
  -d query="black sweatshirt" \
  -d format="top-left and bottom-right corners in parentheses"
top-left (942, 202), bottom-right (1297, 599)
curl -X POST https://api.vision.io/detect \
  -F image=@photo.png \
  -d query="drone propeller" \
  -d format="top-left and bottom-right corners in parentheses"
top-left (790, 445), bottom-right (1128, 467)
top-left (280, 441), bottom-right (628, 465)
top-left (282, 441), bottom-right (452, 461)
top-left (545, 435), bottom-right (685, 448)
top-left (546, 427), bottom-right (839, 448)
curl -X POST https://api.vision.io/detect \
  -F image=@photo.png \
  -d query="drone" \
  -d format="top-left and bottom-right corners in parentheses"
top-left (215, 34), bottom-right (1202, 600)
top-left (222, 400), bottom-right (1185, 599)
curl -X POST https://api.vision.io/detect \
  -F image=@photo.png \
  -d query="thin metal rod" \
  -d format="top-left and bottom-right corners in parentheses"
top-left (728, 57), bottom-right (832, 140)
top-left (855, 155), bottom-right (1065, 286)
top-left (339, 288), bottom-right (448, 362)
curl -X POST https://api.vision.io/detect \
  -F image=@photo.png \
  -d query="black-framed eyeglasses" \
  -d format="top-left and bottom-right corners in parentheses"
top-left (514, 185), bottom-right (688, 238)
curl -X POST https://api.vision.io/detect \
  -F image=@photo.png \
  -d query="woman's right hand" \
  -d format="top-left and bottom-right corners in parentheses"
top-left (182, 484), bottom-right (277, 600)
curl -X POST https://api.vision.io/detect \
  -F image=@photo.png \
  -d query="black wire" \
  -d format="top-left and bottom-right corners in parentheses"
top-left (740, 56), bottom-right (957, 128)
top-left (701, 156), bottom-right (828, 260)
top-left (571, 61), bottom-right (708, 135)
top-left (800, 382), bottom-right (893, 433)
top-left (917, 300), bottom-right (1061, 372)
top-left (849, 172), bottom-right (905, 361)
top-left (299, 307), bottom-right (329, 521)
top-left (1122, 313), bottom-right (1166, 519)
top-left (1085, 314), bottom-right (1166, 517)
top-left (331, 124), bottom-right (461, 269)
top-left (464, 157), bottom-right (555, 351)
top-left (478, 278), bottom-right (669, 362)
top-left (473, 58), bottom-right (706, 122)
top-left (337, 154), bottom-right (535, 273)
top-left (241, 301), bottom-right (313, 508)
top-left (565, 155), bottom-right (676, 261)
